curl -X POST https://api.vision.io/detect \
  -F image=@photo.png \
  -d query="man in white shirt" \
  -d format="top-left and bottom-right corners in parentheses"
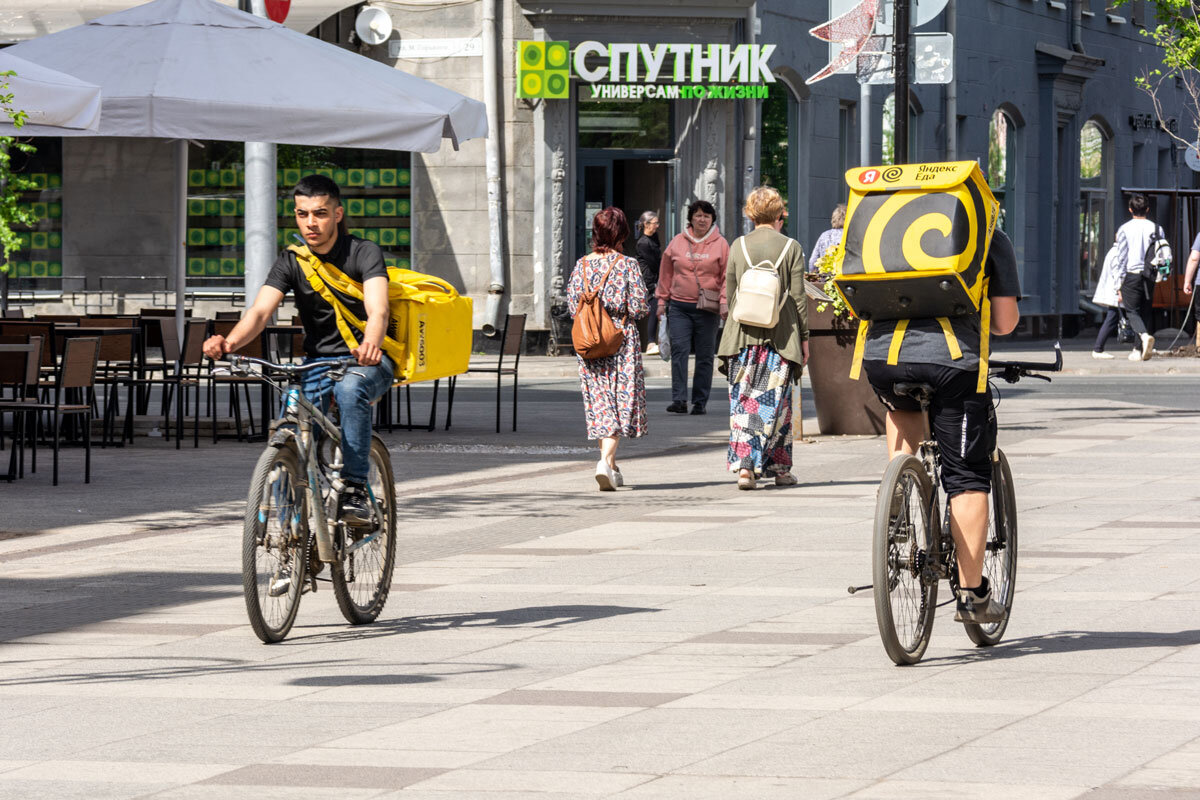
top-left (1114, 193), bottom-right (1160, 361)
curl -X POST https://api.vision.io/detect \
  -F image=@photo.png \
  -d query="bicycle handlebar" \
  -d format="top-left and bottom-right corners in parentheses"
top-left (988, 344), bottom-right (1063, 384)
top-left (218, 353), bottom-right (359, 377)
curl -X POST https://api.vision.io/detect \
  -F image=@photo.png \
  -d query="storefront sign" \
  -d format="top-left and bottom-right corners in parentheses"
top-left (517, 40), bottom-right (776, 100)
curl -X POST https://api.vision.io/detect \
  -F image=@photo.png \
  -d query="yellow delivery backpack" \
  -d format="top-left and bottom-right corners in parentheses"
top-left (289, 244), bottom-right (473, 384)
top-left (833, 161), bottom-right (1000, 392)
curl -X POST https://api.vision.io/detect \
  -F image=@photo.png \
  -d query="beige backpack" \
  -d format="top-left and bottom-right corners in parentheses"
top-left (731, 236), bottom-right (793, 328)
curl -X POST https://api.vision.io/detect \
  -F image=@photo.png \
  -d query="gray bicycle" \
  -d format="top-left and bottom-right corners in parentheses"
top-left (222, 354), bottom-right (397, 643)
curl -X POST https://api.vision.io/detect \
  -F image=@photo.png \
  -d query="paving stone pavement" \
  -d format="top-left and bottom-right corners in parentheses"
top-left (1, 344), bottom-right (1199, 799)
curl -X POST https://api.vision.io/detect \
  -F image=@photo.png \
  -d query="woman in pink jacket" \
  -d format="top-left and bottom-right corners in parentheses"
top-left (656, 200), bottom-right (730, 415)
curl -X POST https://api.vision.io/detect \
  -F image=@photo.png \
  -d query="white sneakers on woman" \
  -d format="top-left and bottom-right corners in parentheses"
top-left (595, 459), bottom-right (617, 491)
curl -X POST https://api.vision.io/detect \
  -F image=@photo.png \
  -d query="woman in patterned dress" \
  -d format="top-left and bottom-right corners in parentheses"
top-left (718, 186), bottom-right (809, 490)
top-left (567, 207), bottom-right (649, 491)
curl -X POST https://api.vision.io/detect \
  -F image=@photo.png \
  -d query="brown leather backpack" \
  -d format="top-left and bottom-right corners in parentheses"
top-left (572, 255), bottom-right (625, 359)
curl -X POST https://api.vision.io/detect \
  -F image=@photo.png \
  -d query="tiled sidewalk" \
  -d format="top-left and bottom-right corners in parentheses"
top-left (0, 375), bottom-right (1199, 798)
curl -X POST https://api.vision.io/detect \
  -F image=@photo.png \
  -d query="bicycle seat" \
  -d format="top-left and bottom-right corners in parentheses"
top-left (893, 381), bottom-right (935, 408)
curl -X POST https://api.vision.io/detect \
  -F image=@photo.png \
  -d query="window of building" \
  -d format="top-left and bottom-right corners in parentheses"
top-left (5, 138), bottom-right (64, 289)
top-left (1079, 118), bottom-right (1113, 292)
top-left (577, 97), bottom-right (673, 150)
top-left (760, 88), bottom-right (791, 207)
top-left (988, 108), bottom-right (1017, 233)
top-left (881, 92), bottom-right (918, 165)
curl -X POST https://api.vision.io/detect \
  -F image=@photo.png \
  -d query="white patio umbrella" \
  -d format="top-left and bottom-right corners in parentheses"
top-left (4, 0), bottom-right (488, 333)
top-left (0, 53), bottom-right (102, 133)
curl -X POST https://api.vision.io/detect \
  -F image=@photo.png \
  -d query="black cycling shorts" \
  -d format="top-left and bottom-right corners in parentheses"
top-left (863, 360), bottom-right (996, 498)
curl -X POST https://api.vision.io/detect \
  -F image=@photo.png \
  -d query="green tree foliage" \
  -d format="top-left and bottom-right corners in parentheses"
top-left (759, 90), bottom-right (789, 206)
top-left (0, 70), bottom-right (39, 277)
top-left (1120, 0), bottom-right (1200, 149)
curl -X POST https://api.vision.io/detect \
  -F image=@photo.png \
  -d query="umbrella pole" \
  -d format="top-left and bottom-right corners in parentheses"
top-left (176, 139), bottom-right (187, 344)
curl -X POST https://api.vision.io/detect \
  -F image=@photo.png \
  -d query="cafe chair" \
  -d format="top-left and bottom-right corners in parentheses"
top-left (447, 313), bottom-right (525, 433)
top-left (12, 337), bottom-right (100, 485)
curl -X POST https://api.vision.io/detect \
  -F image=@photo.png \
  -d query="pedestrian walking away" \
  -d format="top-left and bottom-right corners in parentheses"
top-left (1113, 193), bottom-right (1162, 361)
top-left (808, 202), bottom-right (846, 273)
top-left (567, 206), bottom-right (649, 491)
top-left (1091, 238), bottom-right (1125, 360)
top-left (634, 210), bottom-right (662, 355)
top-left (719, 186), bottom-right (809, 490)
top-left (202, 174), bottom-right (394, 526)
top-left (1180, 230), bottom-right (1200, 348)
top-left (657, 199), bottom-right (729, 416)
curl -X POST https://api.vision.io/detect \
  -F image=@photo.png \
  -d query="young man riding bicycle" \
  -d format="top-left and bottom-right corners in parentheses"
top-left (861, 228), bottom-right (1021, 624)
top-left (202, 175), bottom-right (394, 526)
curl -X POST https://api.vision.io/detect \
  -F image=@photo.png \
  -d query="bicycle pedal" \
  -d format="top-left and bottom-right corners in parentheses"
top-left (268, 575), bottom-right (293, 597)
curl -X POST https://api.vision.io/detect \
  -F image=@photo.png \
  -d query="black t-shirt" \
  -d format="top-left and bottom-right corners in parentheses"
top-left (864, 228), bottom-right (1022, 370)
top-left (264, 234), bottom-right (388, 357)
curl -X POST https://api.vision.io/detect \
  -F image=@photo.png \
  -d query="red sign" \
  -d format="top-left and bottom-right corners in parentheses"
top-left (860, 168), bottom-right (880, 184)
top-left (264, 0), bottom-right (290, 23)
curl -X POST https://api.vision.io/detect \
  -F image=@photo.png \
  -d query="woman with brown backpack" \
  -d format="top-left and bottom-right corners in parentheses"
top-left (567, 207), bottom-right (649, 490)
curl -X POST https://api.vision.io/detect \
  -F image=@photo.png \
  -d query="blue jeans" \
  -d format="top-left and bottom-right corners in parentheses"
top-left (667, 300), bottom-right (720, 407)
top-left (299, 355), bottom-right (394, 485)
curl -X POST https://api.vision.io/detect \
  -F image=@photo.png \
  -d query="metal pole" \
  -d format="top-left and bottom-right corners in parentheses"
top-left (742, 2), bottom-right (759, 235)
top-left (860, 82), bottom-right (871, 166)
top-left (946, 0), bottom-right (957, 159)
top-left (176, 139), bottom-right (187, 344)
top-left (481, 0), bottom-right (506, 336)
top-left (244, 0), bottom-right (277, 309)
top-left (893, 0), bottom-right (911, 164)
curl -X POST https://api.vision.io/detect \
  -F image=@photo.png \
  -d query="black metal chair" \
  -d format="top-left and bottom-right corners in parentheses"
top-left (447, 313), bottom-right (525, 433)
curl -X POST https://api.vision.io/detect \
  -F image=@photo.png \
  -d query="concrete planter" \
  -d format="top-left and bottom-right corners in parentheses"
top-left (806, 299), bottom-right (886, 436)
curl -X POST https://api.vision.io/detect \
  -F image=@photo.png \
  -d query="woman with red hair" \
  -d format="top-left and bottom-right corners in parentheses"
top-left (567, 207), bottom-right (649, 490)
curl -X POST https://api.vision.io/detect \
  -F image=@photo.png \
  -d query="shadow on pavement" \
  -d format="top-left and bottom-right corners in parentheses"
top-left (926, 628), bottom-right (1200, 664)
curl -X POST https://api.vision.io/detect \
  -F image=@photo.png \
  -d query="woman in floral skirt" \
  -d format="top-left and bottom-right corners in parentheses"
top-left (567, 207), bottom-right (649, 490)
top-left (718, 186), bottom-right (809, 490)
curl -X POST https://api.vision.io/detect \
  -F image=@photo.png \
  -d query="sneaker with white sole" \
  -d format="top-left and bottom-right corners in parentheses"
top-left (954, 578), bottom-right (1006, 624)
top-left (1129, 347), bottom-right (1142, 361)
top-left (1141, 332), bottom-right (1155, 360)
top-left (1091, 351), bottom-right (1114, 360)
top-left (613, 467), bottom-right (624, 488)
top-left (595, 459), bottom-right (616, 491)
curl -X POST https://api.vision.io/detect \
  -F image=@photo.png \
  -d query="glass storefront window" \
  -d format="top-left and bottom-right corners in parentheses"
top-left (988, 108), bottom-right (1016, 233)
top-left (186, 142), bottom-right (412, 287)
top-left (760, 89), bottom-right (790, 207)
top-left (577, 98), bottom-right (672, 150)
top-left (1079, 120), bottom-right (1111, 292)
top-left (6, 138), bottom-right (64, 288)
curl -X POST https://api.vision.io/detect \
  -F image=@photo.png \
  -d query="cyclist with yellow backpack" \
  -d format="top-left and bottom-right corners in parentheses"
top-left (835, 162), bottom-right (1021, 624)
top-left (203, 175), bottom-right (394, 526)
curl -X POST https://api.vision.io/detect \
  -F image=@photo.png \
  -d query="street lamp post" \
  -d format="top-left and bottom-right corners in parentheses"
top-left (893, 0), bottom-right (911, 165)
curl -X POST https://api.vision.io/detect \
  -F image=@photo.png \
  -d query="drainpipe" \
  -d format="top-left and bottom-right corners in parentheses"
top-left (742, 3), bottom-right (758, 235)
top-left (244, 0), bottom-right (277, 310)
top-left (946, 0), bottom-right (956, 159)
top-left (481, 0), bottom-right (506, 336)
top-left (1071, 0), bottom-right (1085, 53)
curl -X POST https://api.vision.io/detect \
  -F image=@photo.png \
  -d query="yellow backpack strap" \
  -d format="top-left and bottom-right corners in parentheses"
top-left (849, 318), bottom-right (869, 380)
top-left (290, 246), bottom-right (363, 353)
top-left (977, 282), bottom-right (991, 393)
top-left (935, 317), bottom-right (964, 361)
top-left (886, 319), bottom-right (909, 365)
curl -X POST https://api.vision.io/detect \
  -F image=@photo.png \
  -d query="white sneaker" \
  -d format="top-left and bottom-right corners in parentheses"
top-left (1091, 351), bottom-right (1114, 360)
top-left (1129, 347), bottom-right (1142, 361)
top-left (1141, 333), bottom-right (1155, 361)
top-left (595, 459), bottom-right (616, 491)
top-left (613, 467), bottom-right (624, 488)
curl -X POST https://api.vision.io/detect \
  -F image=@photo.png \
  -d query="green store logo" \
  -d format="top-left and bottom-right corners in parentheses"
top-left (518, 41), bottom-right (570, 99)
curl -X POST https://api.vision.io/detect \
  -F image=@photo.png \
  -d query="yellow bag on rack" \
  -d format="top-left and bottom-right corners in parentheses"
top-left (289, 244), bottom-right (473, 384)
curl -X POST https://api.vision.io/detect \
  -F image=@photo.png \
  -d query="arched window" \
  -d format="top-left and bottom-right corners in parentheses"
top-left (988, 108), bottom-right (1017, 233)
top-left (760, 85), bottom-right (793, 208)
top-left (882, 92), bottom-right (919, 165)
top-left (1079, 119), bottom-right (1113, 291)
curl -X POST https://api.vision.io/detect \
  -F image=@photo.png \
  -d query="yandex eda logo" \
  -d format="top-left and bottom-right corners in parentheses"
top-left (516, 40), bottom-right (777, 100)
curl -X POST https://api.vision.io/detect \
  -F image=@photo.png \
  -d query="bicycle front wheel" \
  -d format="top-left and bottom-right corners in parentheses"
top-left (243, 443), bottom-right (309, 644)
top-left (332, 436), bottom-right (397, 624)
top-left (964, 448), bottom-right (1018, 646)
top-left (873, 454), bottom-right (939, 665)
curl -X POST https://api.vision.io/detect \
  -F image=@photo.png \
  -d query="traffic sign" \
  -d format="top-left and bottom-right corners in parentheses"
top-left (264, 0), bottom-right (290, 24)
top-left (1186, 142), bottom-right (1200, 172)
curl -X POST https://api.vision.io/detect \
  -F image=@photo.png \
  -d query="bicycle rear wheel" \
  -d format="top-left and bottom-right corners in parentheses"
top-left (243, 443), bottom-right (309, 643)
top-left (873, 454), bottom-right (939, 665)
top-left (331, 436), bottom-right (397, 624)
top-left (964, 448), bottom-right (1018, 646)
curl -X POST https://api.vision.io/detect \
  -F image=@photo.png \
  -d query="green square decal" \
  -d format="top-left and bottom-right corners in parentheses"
top-left (378, 198), bottom-right (396, 216)
top-left (379, 227), bottom-right (397, 246)
top-left (48, 232), bottom-right (62, 249)
top-left (206, 199), bottom-right (221, 216)
top-left (384, 257), bottom-right (396, 268)
top-left (346, 198), bottom-right (365, 216)
top-left (30, 173), bottom-right (47, 189)
top-left (364, 169), bottom-right (380, 187)
top-left (364, 228), bottom-right (379, 244)
top-left (365, 199), bottom-right (380, 216)
top-left (237, 229), bottom-right (246, 245)
top-left (275, 169), bottom-right (285, 184)
top-left (379, 168), bottom-right (397, 186)
top-left (398, 169), bottom-right (411, 186)
top-left (48, 174), bottom-right (62, 188)
top-left (518, 41), bottom-right (570, 99)
top-left (188, 199), bottom-right (206, 216)
top-left (220, 257), bottom-right (237, 275)
top-left (17, 232), bottom-right (30, 250)
top-left (333, 169), bottom-right (348, 186)
top-left (205, 259), bottom-right (220, 275)
top-left (398, 228), bottom-right (412, 246)
top-left (31, 232), bottom-right (48, 250)
top-left (48, 203), bottom-right (62, 219)
top-left (30, 202), bottom-right (47, 218)
top-left (398, 198), bottom-right (411, 216)
top-left (205, 170), bottom-right (220, 187)
top-left (220, 198), bottom-right (238, 216)
top-left (316, 167), bottom-right (333, 179)
top-left (15, 262), bottom-right (31, 277)
top-left (237, 259), bottom-right (246, 276)
top-left (220, 169), bottom-right (238, 187)
top-left (347, 169), bottom-right (365, 187)
top-left (188, 228), bottom-right (206, 246)
top-left (283, 168), bottom-right (301, 185)
top-left (349, 227), bottom-right (365, 238)
top-left (189, 170), bottom-right (206, 187)
top-left (283, 198), bottom-right (295, 216)
top-left (219, 229), bottom-right (237, 246)
top-left (48, 262), bottom-right (62, 277)
top-left (238, 198), bottom-right (246, 215)
top-left (31, 261), bottom-right (47, 277)
top-left (204, 229), bottom-right (221, 246)
top-left (188, 257), bottom-right (206, 276)
top-left (397, 257), bottom-right (411, 269)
